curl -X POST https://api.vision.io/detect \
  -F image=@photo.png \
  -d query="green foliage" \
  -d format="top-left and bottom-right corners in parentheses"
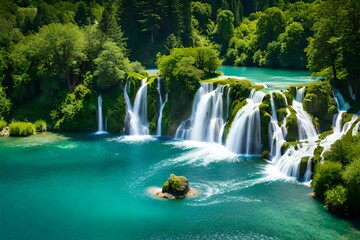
top-left (0, 119), bottom-right (7, 130)
top-left (50, 83), bottom-right (91, 130)
top-left (214, 10), bottom-right (234, 51)
top-left (343, 158), bottom-right (360, 213)
top-left (311, 161), bottom-right (343, 200)
top-left (8, 121), bottom-right (35, 136)
top-left (325, 185), bottom-right (347, 212)
top-left (0, 86), bottom-right (11, 117)
top-left (34, 119), bottom-right (46, 132)
top-left (94, 41), bottom-right (131, 90)
top-left (285, 108), bottom-right (298, 141)
top-left (157, 47), bottom-right (221, 131)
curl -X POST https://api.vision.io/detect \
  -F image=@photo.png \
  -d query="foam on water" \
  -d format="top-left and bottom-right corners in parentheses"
top-left (163, 141), bottom-right (238, 167)
top-left (108, 135), bottom-right (156, 143)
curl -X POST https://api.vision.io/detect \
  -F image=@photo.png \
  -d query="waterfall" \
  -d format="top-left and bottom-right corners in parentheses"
top-left (124, 79), bottom-right (149, 135)
top-left (333, 88), bottom-right (350, 111)
top-left (225, 90), bottom-right (265, 155)
top-left (95, 94), bottom-right (108, 134)
top-left (156, 78), bottom-right (168, 136)
top-left (175, 82), bottom-right (230, 144)
top-left (348, 85), bottom-right (356, 100)
top-left (268, 91), bottom-right (290, 161)
top-left (293, 87), bottom-right (318, 139)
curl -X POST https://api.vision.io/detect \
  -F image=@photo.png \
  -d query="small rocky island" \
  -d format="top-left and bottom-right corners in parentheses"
top-left (149, 174), bottom-right (197, 199)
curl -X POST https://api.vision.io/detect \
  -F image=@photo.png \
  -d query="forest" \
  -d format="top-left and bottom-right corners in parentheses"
top-left (0, 0), bottom-right (360, 215)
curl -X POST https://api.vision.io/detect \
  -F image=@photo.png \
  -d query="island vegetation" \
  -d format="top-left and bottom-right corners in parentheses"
top-left (0, 0), bottom-right (360, 216)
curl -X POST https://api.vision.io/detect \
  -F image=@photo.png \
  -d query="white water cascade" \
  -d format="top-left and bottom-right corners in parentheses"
top-left (95, 94), bottom-right (108, 134)
top-left (156, 78), bottom-right (168, 136)
top-left (333, 88), bottom-right (351, 111)
top-left (293, 87), bottom-right (318, 139)
top-left (124, 79), bottom-right (149, 135)
top-left (225, 90), bottom-right (265, 155)
top-left (268, 91), bottom-right (290, 161)
top-left (175, 82), bottom-right (230, 143)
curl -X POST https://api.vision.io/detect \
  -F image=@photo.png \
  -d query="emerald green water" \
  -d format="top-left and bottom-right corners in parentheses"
top-left (0, 133), bottom-right (359, 239)
top-left (219, 66), bottom-right (315, 91)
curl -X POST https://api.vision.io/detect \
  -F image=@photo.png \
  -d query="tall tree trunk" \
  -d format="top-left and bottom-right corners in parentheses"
top-left (332, 62), bottom-right (337, 81)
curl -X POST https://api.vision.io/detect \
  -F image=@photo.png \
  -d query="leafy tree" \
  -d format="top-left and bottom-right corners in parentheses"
top-left (343, 158), bottom-right (360, 213)
top-left (324, 185), bottom-right (347, 212)
top-left (311, 161), bottom-right (343, 200)
top-left (99, 3), bottom-right (126, 49)
top-left (256, 7), bottom-right (285, 50)
top-left (305, 0), bottom-right (348, 80)
top-left (93, 41), bottom-right (131, 90)
top-left (278, 22), bottom-right (306, 69)
top-left (0, 86), bottom-right (11, 117)
top-left (181, 0), bottom-right (193, 46)
top-left (75, 1), bottom-right (89, 27)
top-left (138, 1), bottom-right (161, 44)
top-left (214, 10), bottom-right (234, 52)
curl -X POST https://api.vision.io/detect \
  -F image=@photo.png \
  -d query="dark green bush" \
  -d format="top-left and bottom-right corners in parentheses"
top-left (343, 158), bottom-right (360, 213)
top-left (9, 121), bottom-right (35, 136)
top-left (325, 185), bottom-right (347, 212)
top-left (311, 161), bottom-right (343, 199)
top-left (34, 119), bottom-right (47, 132)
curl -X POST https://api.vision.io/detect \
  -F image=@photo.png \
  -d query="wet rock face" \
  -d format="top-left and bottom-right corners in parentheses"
top-left (162, 174), bottom-right (190, 197)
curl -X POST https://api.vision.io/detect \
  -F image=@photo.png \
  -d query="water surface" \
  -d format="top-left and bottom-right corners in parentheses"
top-left (0, 133), bottom-right (359, 239)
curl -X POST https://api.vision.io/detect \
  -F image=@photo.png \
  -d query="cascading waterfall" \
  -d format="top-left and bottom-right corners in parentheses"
top-left (124, 79), bottom-right (149, 135)
top-left (293, 87), bottom-right (318, 139)
top-left (225, 90), bottom-right (265, 155)
top-left (156, 78), bottom-right (168, 136)
top-left (175, 82), bottom-right (230, 144)
top-left (333, 88), bottom-right (351, 111)
top-left (95, 94), bottom-right (108, 134)
top-left (268, 91), bottom-right (290, 161)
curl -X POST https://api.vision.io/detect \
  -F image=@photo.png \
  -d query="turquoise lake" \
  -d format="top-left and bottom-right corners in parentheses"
top-left (219, 66), bottom-right (315, 91)
top-left (0, 133), bottom-right (359, 240)
top-left (1, 67), bottom-right (359, 239)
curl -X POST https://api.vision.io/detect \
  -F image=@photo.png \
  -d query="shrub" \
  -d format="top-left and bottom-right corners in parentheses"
top-left (325, 185), bottom-right (347, 212)
top-left (0, 119), bottom-right (7, 131)
top-left (311, 161), bottom-right (343, 199)
top-left (9, 121), bottom-right (35, 136)
top-left (343, 158), bottom-right (360, 213)
top-left (34, 119), bottom-right (47, 132)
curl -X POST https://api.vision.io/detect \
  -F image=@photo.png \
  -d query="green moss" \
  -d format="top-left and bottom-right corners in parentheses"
top-left (162, 174), bottom-right (189, 196)
top-left (341, 112), bottom-right (354, 129)
top-left (300, 157), bottom-right (310, 179)
top-left (277, 108), bottom-right (288, 123)
top-left (312, 145), bottom-right (324, 169)
top-left (318, 129), bottom-right (334, 140)
top-left (226, 99), bottom-right (247, 135)
top-left (286, 109), bottom-right (298, 141)
top-left (281, 142), bottom-right (290, 155)
top-left (260, 111), bottom-right (271, 151)
top-left (261, 150), bottom-right (270, 160)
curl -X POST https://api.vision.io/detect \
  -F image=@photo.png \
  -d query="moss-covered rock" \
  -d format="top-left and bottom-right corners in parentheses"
top-left (285, 107), bottom-right (298, 141)
top-left (311, 146), bottom-right (324, 170)
top-left (162, 174), bottom-right (190, 197)
top-left (281, 142), bottom-right (290, 155)
top-left (300, 157), bottom-right (310, 179)
top-left (277, 108), bottom-right (288, 123)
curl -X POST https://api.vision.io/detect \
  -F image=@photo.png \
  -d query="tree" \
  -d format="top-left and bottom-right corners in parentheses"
top-left (215, 10), bottom-right (234, 52)
top-left (75, 1), bottom-right (89, 27)
top-left (311, 161), bottom-right (343, 200)
top-left (305, 0), bottom-right (348, 80)
top-left (93, 41), bottom-right (131, 90)
top-left (99, 4), bottom-right (126, 49)
top-left (138, 1), bottom-right (161, 44)
top-left (256, 7), bottom-right (285, 50)
top-left (181, 0), bottom-right (193, 46)
top-left (278, 22), bottom-right (306, 69)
